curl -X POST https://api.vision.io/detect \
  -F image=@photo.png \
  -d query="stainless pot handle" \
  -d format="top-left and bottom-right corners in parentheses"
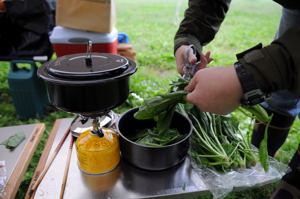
top-left (85, 40), bottom-right (93, 67)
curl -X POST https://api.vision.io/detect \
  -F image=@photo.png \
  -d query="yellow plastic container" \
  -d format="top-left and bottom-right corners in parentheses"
top-left (76, 128), bottom-right (120, 174)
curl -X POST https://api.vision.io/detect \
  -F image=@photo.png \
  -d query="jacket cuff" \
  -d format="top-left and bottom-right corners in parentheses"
top-left (237, 28), bottom-right (300, 94)
top-left (238, 45), bottom-right (289, 93)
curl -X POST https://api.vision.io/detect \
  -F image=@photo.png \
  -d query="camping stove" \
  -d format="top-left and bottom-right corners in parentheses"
top-left (70, 111), bottom-right (118, 137)
top-left (37, 42), bottom-right (137, 175)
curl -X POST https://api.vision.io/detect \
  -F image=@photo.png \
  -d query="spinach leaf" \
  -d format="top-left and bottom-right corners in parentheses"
top-left (259, 117), bottom-right (271, 172)
top-left (134, 90), bottom-right (188, 120)
top-left (1, 132), bottom-right (26, 150)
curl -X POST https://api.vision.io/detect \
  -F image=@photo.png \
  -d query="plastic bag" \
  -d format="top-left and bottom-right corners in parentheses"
top-left (0, 160), bottom-right (7, 197)
top-left (190, 156), bottom-right (288, 199)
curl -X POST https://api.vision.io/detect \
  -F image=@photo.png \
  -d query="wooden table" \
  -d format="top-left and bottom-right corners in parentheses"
top-left (0, 123), bottom-right (45, 199)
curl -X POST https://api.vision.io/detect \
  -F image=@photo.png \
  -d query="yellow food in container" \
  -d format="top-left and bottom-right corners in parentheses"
top-left (76, 128), bottom-right (120, 174)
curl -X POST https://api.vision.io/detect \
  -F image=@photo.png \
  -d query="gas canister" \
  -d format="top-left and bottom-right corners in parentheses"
top-left (76, 127), bottom-right (120, 175)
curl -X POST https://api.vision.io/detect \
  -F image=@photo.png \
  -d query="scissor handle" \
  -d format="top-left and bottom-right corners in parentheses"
top-left (183, 45), bottom-right (200, 80)
top-left (184, 45), bottom-right (196, 65)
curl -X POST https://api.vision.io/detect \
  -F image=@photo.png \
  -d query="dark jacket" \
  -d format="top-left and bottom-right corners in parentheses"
top-left (0, 0), bottom-right (53, 60)
top-left (240, 28), bottom-right (300, 94)
top-left (174, 0), bottom-right (300, 94)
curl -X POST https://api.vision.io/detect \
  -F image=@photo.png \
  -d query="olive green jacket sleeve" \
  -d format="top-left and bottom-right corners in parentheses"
top-left (174, 0), bottom-right (231, 56)
top-left (239, 28), bottom-right (300, 94)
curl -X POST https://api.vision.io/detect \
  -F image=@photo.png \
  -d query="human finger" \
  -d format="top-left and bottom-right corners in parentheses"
top-left (185, 90), bottom-right (198, 105)
top-left (199, 51), bottom-right (213, 69)
top-left (188, 50), bottom-right (197, 64)
top-left (175, 45), bottom-right (189, 74)
top-left (184, 75), bottom-right (198, 91)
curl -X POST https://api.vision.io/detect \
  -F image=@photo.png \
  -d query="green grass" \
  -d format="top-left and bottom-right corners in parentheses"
top-left (0, 0), bottom-right (298, 198)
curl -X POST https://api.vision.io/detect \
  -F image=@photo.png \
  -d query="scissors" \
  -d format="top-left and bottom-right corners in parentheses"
top-left (182, 44), bottom-right (201, 81)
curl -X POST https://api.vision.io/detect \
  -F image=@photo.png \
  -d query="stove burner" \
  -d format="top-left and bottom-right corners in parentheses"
top-left (70, 111), bottom-right (118, 137)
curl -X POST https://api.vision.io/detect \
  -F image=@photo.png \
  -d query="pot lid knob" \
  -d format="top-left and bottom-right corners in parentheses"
top-left (85, 40), bottom-right (93, 67)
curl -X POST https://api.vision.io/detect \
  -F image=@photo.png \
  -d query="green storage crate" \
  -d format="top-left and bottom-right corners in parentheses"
top-left (8, 60), bottom-right (49, 120)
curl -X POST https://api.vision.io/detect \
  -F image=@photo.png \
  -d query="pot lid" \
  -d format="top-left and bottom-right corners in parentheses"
top-left (46, 53), bottom-right (129, 80)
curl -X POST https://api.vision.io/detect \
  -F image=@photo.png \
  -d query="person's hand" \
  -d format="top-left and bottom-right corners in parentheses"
top-left (185, 66), bottom-right (243, 115)
top-left (175, 45), bottom-right (213, 74)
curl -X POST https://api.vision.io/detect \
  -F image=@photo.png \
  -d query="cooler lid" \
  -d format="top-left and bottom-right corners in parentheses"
top-left (50, 26), bottom-right (118, 44)
top-left (46, 53), bottom-right (129, 80)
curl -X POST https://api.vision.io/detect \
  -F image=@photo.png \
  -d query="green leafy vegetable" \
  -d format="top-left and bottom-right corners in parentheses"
top-left (130, 127), bottom-right (185, 146)
top-left (156, 104), bottom-right (176, 135)
top-left (132, 78), bottom-right (189, 147)
top-left (182, 183), bottom-right (186, 191)
top-left (179, 105), bottom-right (257, 172)
top-left (134, 90), bottom-right (188, 120)
top-left (259, 116), bottom-right (271, 172)
top-left (238, 104), bottom-right (272, 172)
top-left (1, 132), bottom-right (26, 150)
top-left (133, 77), bottom-right (271, 172)
top-left (238, 105), bottom-right (271, 123)
top-left (169, 76), bottom-right (189, 92)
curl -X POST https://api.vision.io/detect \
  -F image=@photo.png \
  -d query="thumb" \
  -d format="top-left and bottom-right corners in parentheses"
top-left (189, 52), bottom-right (197, 64)
top-left (185, 77), bottom-right (197, 91)
top-left (186, 91), bottom-right (195, 104)
top-left (186, 87), bottom-right (200, 105)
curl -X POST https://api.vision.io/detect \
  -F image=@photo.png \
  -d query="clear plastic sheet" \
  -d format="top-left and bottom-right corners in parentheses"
top-left (190, 156), bottom-right (288, 199)
top-left (0, 160), bottom-right (7, 197)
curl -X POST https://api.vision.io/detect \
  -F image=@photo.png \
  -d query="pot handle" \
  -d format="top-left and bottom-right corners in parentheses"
top-left (85, 40), bottom-right (93, 67)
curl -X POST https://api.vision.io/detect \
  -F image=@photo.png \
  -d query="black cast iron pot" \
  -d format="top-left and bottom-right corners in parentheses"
top-left (117, 107), bottom-right (192, 171)
top-left (37, 53), bottom-right (137, 117)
